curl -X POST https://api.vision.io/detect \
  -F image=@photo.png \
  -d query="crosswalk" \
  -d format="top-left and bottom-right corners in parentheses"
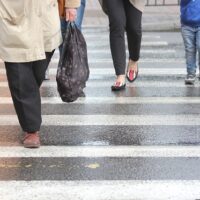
top-left (1, 181), bottom-right (200, 200)
top-left (0, 28), bottom-right (200, 200)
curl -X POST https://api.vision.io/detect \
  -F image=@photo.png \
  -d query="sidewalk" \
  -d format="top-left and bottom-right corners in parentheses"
top-left (83, 0), bottom-right (180, 31)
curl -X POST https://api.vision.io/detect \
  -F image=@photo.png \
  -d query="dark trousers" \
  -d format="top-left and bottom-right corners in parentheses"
top-left (104, 0), bottom-right (142, 75)
top-left (5, 52), bottom-right (54, 132)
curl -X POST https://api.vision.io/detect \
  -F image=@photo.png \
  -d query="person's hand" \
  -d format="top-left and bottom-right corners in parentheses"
top-left (65, 8), bottom-right (77, 22)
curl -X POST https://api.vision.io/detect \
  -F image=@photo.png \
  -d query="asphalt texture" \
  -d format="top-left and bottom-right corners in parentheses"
top-left (1, 30), bottom-right (200, 199)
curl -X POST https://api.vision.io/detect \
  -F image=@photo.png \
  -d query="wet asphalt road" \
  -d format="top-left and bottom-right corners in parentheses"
top-left (0, 30), bottom-right (200, 199)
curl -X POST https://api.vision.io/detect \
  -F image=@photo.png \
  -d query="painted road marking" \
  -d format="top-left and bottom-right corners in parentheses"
top-left (0, 115), bottom-right (200, 126)
top-left (0, 146), bottom-right (200, 157)
top-left (1, 97), bottom-right (200, 104)
top-left (0, 181), bottom-right (200, 200)
top-left (0, 68), bottom-right (187, 75)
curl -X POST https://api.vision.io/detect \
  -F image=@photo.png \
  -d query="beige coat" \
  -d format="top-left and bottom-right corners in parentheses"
top-left (0, 0), bottom-right (62, 62)
top-left (99, 0), bottom-right (145, 13)
top-left (130, 0), bottom-right (145, 12)
top-left (65, 0), bottom-right (80, 8)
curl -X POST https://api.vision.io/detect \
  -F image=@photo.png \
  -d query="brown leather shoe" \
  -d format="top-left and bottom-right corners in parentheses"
top-left (23, 132), bottom-right (40, 148)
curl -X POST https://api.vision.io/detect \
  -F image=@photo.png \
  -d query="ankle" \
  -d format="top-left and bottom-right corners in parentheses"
top-left (116, 75), bottom-right (125, 83)
top-left (128, 60), bottom-right (138, 70)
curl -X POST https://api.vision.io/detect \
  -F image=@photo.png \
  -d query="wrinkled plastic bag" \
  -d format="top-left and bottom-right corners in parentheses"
top-left (56, 23), bottom-right (89, 103)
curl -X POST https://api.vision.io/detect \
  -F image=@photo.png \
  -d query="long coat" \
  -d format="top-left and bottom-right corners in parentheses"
top-left (99, 0), bottom-right (145, 13)
top-left (130, 0), bottom-right (146, 12)
top-left (0, 0), bottom-right (62, 62)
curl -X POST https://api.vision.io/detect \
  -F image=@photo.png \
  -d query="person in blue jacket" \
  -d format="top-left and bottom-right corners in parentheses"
top-left (181, 0), bottom-right (200, 84)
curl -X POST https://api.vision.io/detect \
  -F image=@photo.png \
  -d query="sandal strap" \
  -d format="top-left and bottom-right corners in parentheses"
top-left (114, 81), bottom-right (125, 87)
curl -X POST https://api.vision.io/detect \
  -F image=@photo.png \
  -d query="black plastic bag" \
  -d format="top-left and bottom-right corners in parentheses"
top-left (56, 23), bottom-right (89, 103)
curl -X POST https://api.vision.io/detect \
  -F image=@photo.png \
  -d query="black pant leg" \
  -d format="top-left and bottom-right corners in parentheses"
top-left (33, 51), bottom-right (55, 87)
top-left (5, 62), bottom-right (42, 132)
top-left (124, 0), bottom-right (142, 61)
top-left (104, 0), bottom-right (127, 75)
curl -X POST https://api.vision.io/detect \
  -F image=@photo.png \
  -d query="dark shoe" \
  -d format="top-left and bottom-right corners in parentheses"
top-left (126, 66), bottom-right (138, 82)
top-left (185, 74), bottom-right (195, 85)
top-left (111, 82), bottom-right (126, 91)
top-left (23, 132), bottom-right (40, 148)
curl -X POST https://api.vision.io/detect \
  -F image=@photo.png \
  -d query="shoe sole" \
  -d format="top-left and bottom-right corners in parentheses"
top-left (24, 145), bottom-right (40, 149)
top-left (23, 144), bottom-right (40, 148)
top-left (111, 84), bottom-right (126, 91)
top-left (185, 80), bottom-right (195, 85)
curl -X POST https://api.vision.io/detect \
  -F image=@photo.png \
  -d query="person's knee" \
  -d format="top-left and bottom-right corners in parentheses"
top-left (127, 23), bottom-right (142, 37)
top-left (109, 20), bottom-right (126, 36)
top-left (185, 43), bottom-right (196, 54)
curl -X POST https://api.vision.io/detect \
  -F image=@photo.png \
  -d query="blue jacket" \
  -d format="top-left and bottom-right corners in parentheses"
top-left (181, 0), bottom-right (200, 27)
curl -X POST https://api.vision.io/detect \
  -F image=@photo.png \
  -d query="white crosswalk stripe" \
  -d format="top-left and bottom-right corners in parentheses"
top-left (0, 58), bottom-right (185, 65)
top-left (0, 180), bottom-right (200, 200)
top-left (0, 146), bottom-right (200, 157)
top-left (84, 34), bottom-right (161, 39)
top-left (1, 97), bottom-right (200, 104)
top-left (0, 27), bottom-right (199, 200)
top-left (0, 67), bottom-right (187, 75)
top-left (0, 115), bottom-right (200, 126)
top-left (1, 181), bottom-right (200, 200)
top-left (1, 81), bottom-right (200, 88)
top-left (86, 41), bottom-right (169, 46)
top-left (56, 49), bottom-right (176, 54)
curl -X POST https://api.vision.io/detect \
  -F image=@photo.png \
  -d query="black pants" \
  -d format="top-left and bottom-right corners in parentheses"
top-left (5, 52), bottom-right (54, 132)
top-left (104, 0), bottom-right (142, 75)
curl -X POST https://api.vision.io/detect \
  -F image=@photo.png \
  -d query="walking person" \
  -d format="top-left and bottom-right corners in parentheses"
top-left (0, 0), bottom-right (78, 148)
top-left (99, 0), bottom-right (145, 91)
top-left (180, 0), bottom-right (200, 85)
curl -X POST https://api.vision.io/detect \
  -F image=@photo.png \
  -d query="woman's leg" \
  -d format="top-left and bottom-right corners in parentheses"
top-left (124, 0), bottom-right (142, 81)
top-left (75, 0), bottom-right (86, 31)
top-left (104, 0), bottom-right (126, 87)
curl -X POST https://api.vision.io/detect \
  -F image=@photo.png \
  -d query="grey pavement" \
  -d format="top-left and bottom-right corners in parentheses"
top-left (84, 0), bottom-right (180, 31)
top-left (1, 157), bottom-right (200, 180)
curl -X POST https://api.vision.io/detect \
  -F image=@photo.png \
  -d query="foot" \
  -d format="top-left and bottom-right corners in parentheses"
top-left (111, 75), bottom-right (126, 91)
top-left (126, 60), bottom-right (138, 82)
top-left (23, 132), bottom-right (40, 148)
top-left (185, 74), bottom-right (195, 85)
